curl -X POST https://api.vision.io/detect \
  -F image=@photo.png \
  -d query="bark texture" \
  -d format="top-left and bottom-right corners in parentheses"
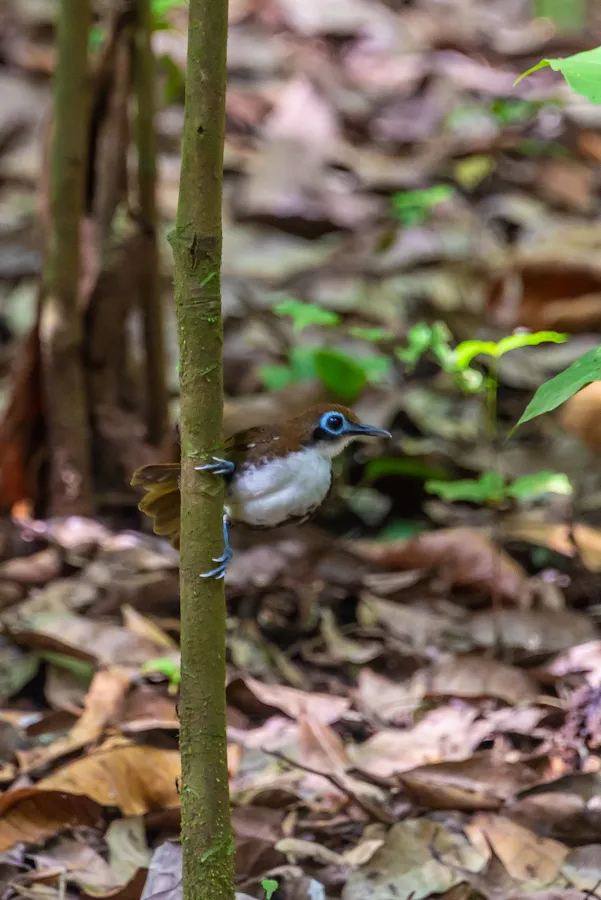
top-left (134, 0), bottom-right (168, 446)
top-left (170, 0), bottom-right (234, 897)
top-left (40, 0), bottom-right (94, 515)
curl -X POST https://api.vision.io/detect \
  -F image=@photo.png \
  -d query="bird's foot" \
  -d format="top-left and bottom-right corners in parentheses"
top-left (195, 456), bottom-right (235, 477)
top-left (200, 514), bottom-right (232, 580)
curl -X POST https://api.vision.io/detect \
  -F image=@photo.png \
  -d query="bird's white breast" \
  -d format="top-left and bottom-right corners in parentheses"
top-left (226, 448), bottom-right (332, 527)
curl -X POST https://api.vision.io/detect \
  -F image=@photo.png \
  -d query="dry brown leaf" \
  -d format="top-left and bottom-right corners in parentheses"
top-left (0, 788), bottom-right (103, 852)
top-left (472, 814), bottom-right (569, 883)
top-left (359, 595), bottom-right (457, 648)
top-left (400, 754), bottom-right (540, 811)
top-left (348, 705), bottom-right (491, 778)
top-left (229, 676), bottom-right (350, 723)
top-left (421, 655), bottom-right (538, 705)
top-left (297, 713), bottom-right (350, 775)
top-left (342, 818), bottom-right (488, 900)
top-left (11, 612), bottom-right (170, 667)
top-left (18, 668), bottom-right (130, 774)
top-left (38, 738), bottom-right (180, 814)
top-left (121, 606), bottom-right (178, 651)
top-left (356, 668), bottom-right (423, 723)
top-left (351, 528), bottom-right (529, 602)
top-left (503, 516), bottom-right (601, 573)
top-left (471, 608), bottom-right (596, 653)
top-left (545, 641), bottom-right (601, 686)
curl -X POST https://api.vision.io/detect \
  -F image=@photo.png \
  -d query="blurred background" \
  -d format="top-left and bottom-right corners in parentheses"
top-left (0, 1), bottom-right (600, 898)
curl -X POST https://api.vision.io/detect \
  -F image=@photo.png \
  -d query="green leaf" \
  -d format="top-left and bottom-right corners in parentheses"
top-left (376, 520), bottom-right (427, 541)
top-left (454, 330), bottom-right (567, 368)
top-left (356, 354), bottom-right (392, 384)
top-left (515, 46), bottom-right (601, 104)
top-left (41, 652), bottom-right (95, 683)
top-left (312, 349), bottom-right (367, 403)
top-left (454, 155), bottom-right (496, 190)
top-left (494, 330), bottom-right (567, 356)
top-left (453, 340), bottom-right (499, 369)
top-left (142, 657), bottom-right (181, 687)
top-left (258, 364), bottom-right (296, 392)
top-left (426, 472), bottom-right (506, 504)
top-left (289, 346), bottom-right (318, 381)
top-left (365, 457), bottom-right (450, 482)
top-left (507, 472), bottom-right (572, 501)
top-left (393, 185), bottom-right (455, 210)
top-left (348, 326), bottom-right (395, 342)
top-left (274, 298), bottom-right (340, 332)
top-left (490, 98), bottom-right (541, 125)
top-left (395, 322), bottom-right (433, 370)
top-left (262, 880), bottom-right (279, 900)
top-left (516, 345), bottom-right (601, 427)
top-left (533, 0), bottom-right (586, 33)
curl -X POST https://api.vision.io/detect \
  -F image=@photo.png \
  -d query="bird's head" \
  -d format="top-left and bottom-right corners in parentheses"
top-left (289, 404), bottom-right (391, 459)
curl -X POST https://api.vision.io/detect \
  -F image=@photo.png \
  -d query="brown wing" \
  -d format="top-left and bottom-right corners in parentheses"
top-left (131, 463), bottom-right (181, 549)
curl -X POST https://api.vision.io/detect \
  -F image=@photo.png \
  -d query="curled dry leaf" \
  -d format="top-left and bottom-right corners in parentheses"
top-left (351, 528), bottom-right (530, 602)
top-left (545, 641), bottom-right (601, 686)
top-left (0, 787), bottom-right (103, 853)
top-left (472, 814), bottom-right (569, 883)
top-left (37, 739), bottom-right (180, 815)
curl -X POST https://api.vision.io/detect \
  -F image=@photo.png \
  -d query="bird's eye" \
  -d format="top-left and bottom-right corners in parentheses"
top-left (323, 412), bottom-right (345, 434)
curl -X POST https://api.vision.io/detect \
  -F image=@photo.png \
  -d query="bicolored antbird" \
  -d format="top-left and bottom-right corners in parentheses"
top-left (132, 404), bottom-right (391, 578)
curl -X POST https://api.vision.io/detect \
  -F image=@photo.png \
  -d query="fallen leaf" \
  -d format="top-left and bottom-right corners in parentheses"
top-left (33, 837), bottom-right (118, 892)
top-left (401, 755), bottom-right (540, 811)
top-left (18, 667), bottom-right (131, 774)
top-left (561, 845), bottom-right (601, 896)
top-left (348, 705), bottom-right (491, 778)
top-left (342, 818), bottom-right (488, 900)
top-left (421, 655), bottom-right (539, 705)
top-left (356, 668), bottom-right (423, 723)
top-left (0, 788), bottom-right (103, 852)
top-left (470, 609), bottom-right (597, 653)
top-left (472, 814), bottom-right (569, 883)
top-left (351, 528), bottom-right (530, 601)
top-left (38, 739), bottom-right (180, 814)
top-left (228, 676), bottom-right (350, 723)
top-left (545, 642), bottom-right (601, 686)
top-left (503, 517), bottom-right (601, 573)
top-left (106, 817), bottom-right (151, 885)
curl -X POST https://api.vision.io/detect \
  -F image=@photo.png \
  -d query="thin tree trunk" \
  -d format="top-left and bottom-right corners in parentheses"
top-left (40, 0), bottom-right (94, 515)
top-left (134, 0), bottom-right (168, 446)
top-left (170, 0), bottom-right (234, 897)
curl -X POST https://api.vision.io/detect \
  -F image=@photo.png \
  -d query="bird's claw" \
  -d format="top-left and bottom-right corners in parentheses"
top-left (195, 456), bottom-right (235, 477)
top-left (200, 514), bottom-right (232, 580)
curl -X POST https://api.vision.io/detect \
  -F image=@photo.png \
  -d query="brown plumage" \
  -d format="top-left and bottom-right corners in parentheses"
top-left (131, 404), bottom-right (386, 550)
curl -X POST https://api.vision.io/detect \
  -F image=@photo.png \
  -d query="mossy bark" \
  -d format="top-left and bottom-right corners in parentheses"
top-left (40, 0), bottom-right (94, 515)
top-left (134, 0), bottom-right (168, 446)
top-left (169, 0), bottom-right (234, 898)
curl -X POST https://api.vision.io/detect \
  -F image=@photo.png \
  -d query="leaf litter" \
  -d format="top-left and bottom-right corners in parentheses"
top-left (4, 0), bottom-right (601, 898)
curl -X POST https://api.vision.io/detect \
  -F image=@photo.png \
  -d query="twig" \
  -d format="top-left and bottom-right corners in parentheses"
top-left (263, 748), bottom-right (395, 825)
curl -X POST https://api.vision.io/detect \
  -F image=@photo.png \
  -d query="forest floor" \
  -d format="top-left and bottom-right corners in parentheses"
top-left (2, 1), bottom-right (601, 899)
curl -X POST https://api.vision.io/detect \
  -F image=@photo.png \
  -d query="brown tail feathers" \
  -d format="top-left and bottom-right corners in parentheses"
top-left (131, 463), bottom-right (181, 550)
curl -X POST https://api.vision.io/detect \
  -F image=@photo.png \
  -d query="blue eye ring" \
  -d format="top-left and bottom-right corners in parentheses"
top-left (320, 411), bottom-right (346, 435)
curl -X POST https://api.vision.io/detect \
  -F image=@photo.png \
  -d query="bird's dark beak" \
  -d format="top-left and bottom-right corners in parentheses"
top-left (347, 424), bottom-right (391, 440)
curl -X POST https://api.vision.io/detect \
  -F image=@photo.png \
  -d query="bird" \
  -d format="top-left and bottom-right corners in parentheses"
top-left (131, 403), bottom-right (391, 579)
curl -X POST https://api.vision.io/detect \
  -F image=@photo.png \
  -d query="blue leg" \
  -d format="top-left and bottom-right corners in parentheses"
top-left (195, 457), bottom-right (235, 477)
top-left (200, 513), bottom-right (232, 580)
